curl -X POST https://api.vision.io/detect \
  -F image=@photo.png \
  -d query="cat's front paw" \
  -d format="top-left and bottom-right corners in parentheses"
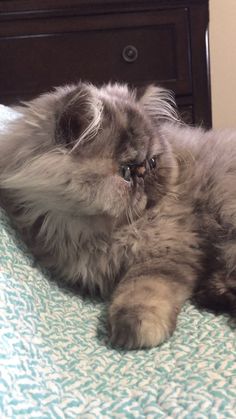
top-left (109, 303), bottom-right (177, 349)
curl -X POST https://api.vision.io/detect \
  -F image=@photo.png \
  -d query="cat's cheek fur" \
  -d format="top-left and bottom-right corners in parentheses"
top-left (99, 175), bottom-right (132, 218)
top-left (100, 175), bottom-right (147, 221)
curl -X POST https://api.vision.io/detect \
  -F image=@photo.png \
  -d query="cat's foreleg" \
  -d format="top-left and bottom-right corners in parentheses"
top-left (108, 271), bottom-right (192, 349)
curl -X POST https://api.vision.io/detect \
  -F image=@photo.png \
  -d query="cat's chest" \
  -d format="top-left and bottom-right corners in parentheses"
top-left (115, 199), bottom-right (198, 261)
top-left (56, 232), bottom-right (113, 294)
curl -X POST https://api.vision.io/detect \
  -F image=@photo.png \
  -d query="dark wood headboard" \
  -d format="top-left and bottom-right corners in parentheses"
top-left (0, 0), bottom-right (211, 127)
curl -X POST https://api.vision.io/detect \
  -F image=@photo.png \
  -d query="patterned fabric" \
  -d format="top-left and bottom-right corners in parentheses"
top-left (0, 107), bottom-right (236, 418)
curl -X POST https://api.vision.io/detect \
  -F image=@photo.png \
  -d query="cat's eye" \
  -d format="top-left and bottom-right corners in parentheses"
top-left (149, 157), bottom-right (157, 170)
top-left (121, 165), bottom-right (132, 182)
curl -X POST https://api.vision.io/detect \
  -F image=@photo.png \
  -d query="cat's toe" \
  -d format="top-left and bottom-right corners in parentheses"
top-left (109, 307), bottom-right (140, 349)
top-left (109, 304), bottom-right (175, 349)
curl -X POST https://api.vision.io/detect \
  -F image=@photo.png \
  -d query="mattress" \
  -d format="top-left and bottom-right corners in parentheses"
top-left (0, 106), bottom-right (236, 418)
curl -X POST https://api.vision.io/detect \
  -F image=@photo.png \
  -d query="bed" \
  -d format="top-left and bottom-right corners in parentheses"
top-left (0, 106), bottom-right (235, 418)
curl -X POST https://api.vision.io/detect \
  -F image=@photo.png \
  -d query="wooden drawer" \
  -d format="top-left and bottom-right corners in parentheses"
top-left (0, 8), bottom-right (191, 103)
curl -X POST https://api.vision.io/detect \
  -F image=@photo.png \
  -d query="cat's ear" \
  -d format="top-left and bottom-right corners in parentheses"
top-left (137, 85), bottom-right (179, 125)
top-left (55, 84), bottom-right (103, 150)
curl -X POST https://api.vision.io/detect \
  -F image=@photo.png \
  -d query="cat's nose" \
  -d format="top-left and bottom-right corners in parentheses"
top-left (136, 165), bottom-right (146, 178)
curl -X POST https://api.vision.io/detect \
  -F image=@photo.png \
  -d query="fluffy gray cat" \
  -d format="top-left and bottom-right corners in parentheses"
top-left (0, 82), bottom-right (236, 349)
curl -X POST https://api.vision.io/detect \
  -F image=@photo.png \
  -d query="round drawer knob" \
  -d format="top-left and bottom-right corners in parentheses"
top-left (122, 45), bottom-right (138, 63)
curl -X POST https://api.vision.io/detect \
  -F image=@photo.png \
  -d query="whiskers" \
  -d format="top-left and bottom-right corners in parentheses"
top-left (126, 204), bottom-right (141, 237)
top-left (116, 185), bottom-right (142, 237)
top-left (125, 190), bottom-right (144, 237)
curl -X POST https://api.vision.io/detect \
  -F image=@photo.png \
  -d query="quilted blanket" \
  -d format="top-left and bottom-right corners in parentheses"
top-left (0, 106), bottom-right (236, 418)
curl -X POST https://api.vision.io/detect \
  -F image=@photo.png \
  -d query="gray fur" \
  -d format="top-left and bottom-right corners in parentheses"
top-left (0, 82), bottom-right (236, 349)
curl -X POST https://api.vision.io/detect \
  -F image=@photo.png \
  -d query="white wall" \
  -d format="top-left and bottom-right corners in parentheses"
top-left (209, 0), bottom-right (236, 128)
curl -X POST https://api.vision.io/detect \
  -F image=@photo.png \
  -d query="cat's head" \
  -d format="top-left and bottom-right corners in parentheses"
top-left (53, 82), bottom-right (178, 222)
top-left (2, 83), bottom-right (179, 225)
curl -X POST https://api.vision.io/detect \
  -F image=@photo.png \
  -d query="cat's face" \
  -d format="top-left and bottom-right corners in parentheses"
top-left (51, 84), bottom-right (172, 225)
top-left (52, 83), bottom-right (176, 223)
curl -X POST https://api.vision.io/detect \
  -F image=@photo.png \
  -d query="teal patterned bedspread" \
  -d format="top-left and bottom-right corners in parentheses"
top-left (0, 107), bottom-right (236, 418)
